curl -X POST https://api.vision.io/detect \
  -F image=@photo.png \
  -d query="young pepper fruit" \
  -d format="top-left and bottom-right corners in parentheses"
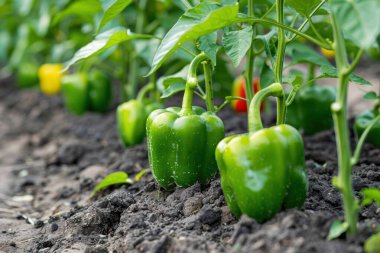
top-left (117, 99), bottom-right (163, 147)
top-left (354, 110), bottom-right (380, 148)
top-left (88, 71), bottom-right (112, 112)
top-left (61, 73), bottom-right (88, 115)
top-left (231, 76), bottom-right (263, 112)
top-left (16, 62), bottom-right (39, 88)
top-left (216, 83), bottom-right (308, 223)
top-left (147, 63), bottom-right (225, 190)
top-left (38, 64), bottom-right (64, 95)
top-left (286, 85), bottom-right (336, 135)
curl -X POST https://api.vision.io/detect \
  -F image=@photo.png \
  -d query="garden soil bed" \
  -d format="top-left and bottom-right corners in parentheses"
top-left (0, 76), bottom-right (379, 253)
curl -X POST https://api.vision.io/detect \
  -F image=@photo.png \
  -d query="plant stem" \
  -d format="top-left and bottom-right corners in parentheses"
top-left (351, 114), bottom-right (380, 166)
top-left (137, 83), bottom-right (154, 101)
top-left (245, 0), bottom-right (255, 107)
top-left (307, 63), bottom-right (316, 85)
top-left (274, 0), bottom-right (286, 124)
top-left (288, 0), bottom-right (327, 41)
top-left (202, 61), bottom-right (214, 112)
top-left (239, 18), bottom-right (331, 49)
top-left (180, 52), bottom-right (208, 116)
top-left (308, 18), bottom-right (327, 44)
top-left (125, 0), bottom-right (148, 100)
top-left (261, 3), bottom-right (275, 19)
top-left (248, 83), bottom-right (284, 133)
top-left (330, 12), bottom-right (358, 235)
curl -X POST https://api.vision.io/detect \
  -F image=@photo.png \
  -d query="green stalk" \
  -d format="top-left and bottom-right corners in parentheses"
top-left (238, 18), bottom-right (332, 50)
top-left (150, 73), bottom-right (161, 103)
top-left (245, 0), bottom-right (255, 107)
top-left (202, 61), bottom-right (214, 112)
top-left (136, 83), bottom-right (154, 101)
top-left (351, 114), bottom-right (380, 166)
top-left (307, 63), bottom-right (316, 86)
top-left (274, 0), bottom-right (286, 124)
top-left (330, 12), bottom-right (358, 235)
top-left (180, 52), bottom-right (208, 116)
top-left (125, 0), bottom-right (148, 100)
top-left (248, 83), bottom-right (284, 133)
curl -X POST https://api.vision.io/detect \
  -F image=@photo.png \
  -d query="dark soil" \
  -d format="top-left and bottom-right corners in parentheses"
top-left (0, 77), bottom-right (379, 253)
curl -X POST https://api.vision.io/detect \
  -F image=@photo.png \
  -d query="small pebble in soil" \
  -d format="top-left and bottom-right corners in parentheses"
top-left (10, 242), bottom-right (16, 247)
top-left (51, 223), bottom-right (59, 232)
top-left (34, 220), bottom-right (44, 228)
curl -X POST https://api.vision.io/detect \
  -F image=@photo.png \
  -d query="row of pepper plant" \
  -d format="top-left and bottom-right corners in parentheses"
top-left (2, 0), bottom-right (380, 251)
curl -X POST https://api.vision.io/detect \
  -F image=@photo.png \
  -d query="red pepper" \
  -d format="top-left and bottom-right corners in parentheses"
top-left (231, 76), bottom-right (264, 113)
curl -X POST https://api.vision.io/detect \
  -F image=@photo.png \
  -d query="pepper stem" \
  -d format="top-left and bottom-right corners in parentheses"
top-left (180, 52), bottom-right (209, 116)
top-left (248, 82), bottom-right (284, 133)
top-left (136, 83), bottom-right (154, 101)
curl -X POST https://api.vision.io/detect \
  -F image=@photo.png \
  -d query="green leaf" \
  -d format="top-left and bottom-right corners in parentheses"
top-left (284, 69), bottom-right (304, 88)
top-left (327, 220), bottom-right (348, 240)
top-left (148, 2), bottom-right (239, 75)
top-left (223, 26), bottom-right (253, 67)
top-left (161, 80), bottom-right (187, 98)
top-left (198, 32), bottom-right (221, 66)
top-left (363, 92), bottom-right (380, 100)
top-left (92, 172), bottom-right (131, 195)
top-left (361, 188), bottom-right (380, 207)
top-left (8, 24), bottom-right (30, 70)
top-left (286, 0), bottom-right (323, 17)
top-left (287, 41), bottom-right (330, 66)
top-left (330, 0), bottom-right (380, 49)
top-left (36, 0), bottom-right (51, 37)
top-left (255, 30), bottom-right (277, 69)
top-left (63, 27), bottom-right (155, 71)
top-left (159, 65), bottom-right (189, 98)
top-left (53, 0), bottom-right (101, 25)
top-left (97, 0), bottom-right (132, 33)
top-left (318, 65), bottom-right (372, 85)
top-left (365, 233), bottom-right (380, 253)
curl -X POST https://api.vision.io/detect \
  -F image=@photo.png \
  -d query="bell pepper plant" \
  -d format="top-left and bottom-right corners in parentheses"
top-left (117, 81), bottom-right (163, 147)
top-left (286, 85), bottom-right (336, 135)
top-left (14, 0), bottom-right (380, 248)
top-left (16, 62), bottom-right (39, 89)
top-left (217, 83), bottom-right (307, 222)
top-left (88, 71), bottom-right (112, 113)
top-left (61, 71), bottom-right (113, 115)
top-left (147, 53), bottom-right (224, 190)
top-left (61, 73), bottom-right (88, 115)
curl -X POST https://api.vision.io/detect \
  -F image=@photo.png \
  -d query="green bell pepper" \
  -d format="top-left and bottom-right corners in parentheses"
top-left (354, 110), bottom-right (380, 148)
top-left (216, 83), bottom-right (308, 223)
top-left (16, 62), bottom-right (39, 88)
top-left (88, 71), bottom-right (112, 112)
top-left (286, 85), bottom-right (336, 135)
top-left (147, 106), bottom-right (224, 190)
top-left (61, 73), bottom-right (88, 115)
top-left (147, 56), bottom-right (224, 190)
top-left (117, 99), bottom-right (163, 147)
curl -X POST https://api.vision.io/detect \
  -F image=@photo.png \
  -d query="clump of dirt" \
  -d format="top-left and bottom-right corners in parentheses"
top-left (0, 78), bottom-right (379, 253)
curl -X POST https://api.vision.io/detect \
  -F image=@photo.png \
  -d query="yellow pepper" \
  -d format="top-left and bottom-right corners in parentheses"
top-left (38, 64), bottom-right (64, 95)
top-left (320, 48), bottom-right (335, 60)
